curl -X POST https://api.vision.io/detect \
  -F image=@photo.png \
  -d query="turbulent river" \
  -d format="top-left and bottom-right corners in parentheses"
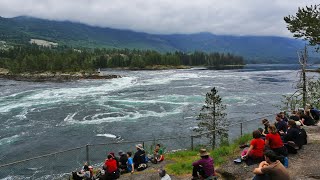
top-left (0, 64), bottom-right (316, 179)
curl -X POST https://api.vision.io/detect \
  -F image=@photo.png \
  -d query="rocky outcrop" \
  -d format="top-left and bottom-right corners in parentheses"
top-left (0, 71), bottom-right (121, 82)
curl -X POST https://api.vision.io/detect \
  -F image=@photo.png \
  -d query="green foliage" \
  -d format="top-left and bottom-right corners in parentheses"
top-left (195, 87), bottom-right (229, 149)
top-left (284, 4), bottom-right (320, 51)
top-left (0, 45), bottom-right (245, 73)
top-left (2, 16), bottom-right (320, 63)
top-left (166, 133), bottom-right (251, 176)
top-left (281, 79), bottom-right (320, 110)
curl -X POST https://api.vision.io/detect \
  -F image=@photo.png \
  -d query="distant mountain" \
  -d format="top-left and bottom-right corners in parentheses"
top-left (0, 16), bottom-right (318, 63)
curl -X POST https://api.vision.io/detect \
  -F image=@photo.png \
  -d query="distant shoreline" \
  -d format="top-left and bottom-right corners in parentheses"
top-left (0, 64), bottom-right (246, 82)
top-left (0, 69), bottom-right (121, 82)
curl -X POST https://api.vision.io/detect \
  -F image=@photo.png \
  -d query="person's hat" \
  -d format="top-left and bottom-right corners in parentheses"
top-left (198, 149), bottom-right (210, 156)
top-left (136, 144), bottom-right (144, 150)
top-left (109, 152), bottom-right (115, 158)
top-left (118, 150), bottom-right (124, 156)
top-left (295, 121), bottom-right (301, 126)
top-left (88, 166), bottom-right (93, 169)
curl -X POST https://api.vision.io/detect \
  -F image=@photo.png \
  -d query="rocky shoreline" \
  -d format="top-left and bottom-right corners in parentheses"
top-left (0, 70), bottom-right (121, 82)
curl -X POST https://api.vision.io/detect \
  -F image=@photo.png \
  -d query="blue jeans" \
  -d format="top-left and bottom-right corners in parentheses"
top-left (253, 174), bottom-right (270, 180)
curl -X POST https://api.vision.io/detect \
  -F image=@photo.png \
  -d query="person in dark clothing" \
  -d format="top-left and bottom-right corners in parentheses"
top-left (133, 144), bottom-right (146, 169)
top-left (295, 121), bottom-right (308, 146)
top-left (289, 110), bottom-right (300, 121)
top-left (301, 110), bottom-right (315, 126)
top-left (118, 151), bottom-right (128, 173)
top-left (280, 111), bottom-right (288, 122)
top-left (275, 114), bottom-right (287, 135)
top-left (310, 107), bottom-right (320, 124)
top-left (284, 120), bottom-right (300, 154)
top-left (192, 149), bottom-right (215, 180)
top-left (261, 119), bottom-right (270, 136)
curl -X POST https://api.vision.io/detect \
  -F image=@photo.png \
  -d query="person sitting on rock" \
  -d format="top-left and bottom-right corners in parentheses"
top-left (103, 154), bottom-right (119, 179)
top-left (127, 152), bottom-right (134, 174)
top-left (301, 110), bottom-right (315, 126)
top-left (192, 149), bottom-right (215, 180)
top-left (252, 150), bottom-right (290, 180)
top-left (118, 151), bottom-right (128, 173)
top-left (158, 169), bottom-right (171, 180)
top-left (265, 125), bottom-right (288, 157)
top-left (72, 163), bottom-right (91, 180)
top-left (133, 144), bottom-right (147, 171)
top-left (261, 119), bottom-right (270, 136)
top-left (289, 110), bottom-right (300, 121)
top-left (241, 130), bottom-right (265, 165)
top-left (275, 114), bottom-right (287, 135)
top-left (283, 120), bottom-right (301, 154)
top-left (151, 144), bottom-right (164, 164)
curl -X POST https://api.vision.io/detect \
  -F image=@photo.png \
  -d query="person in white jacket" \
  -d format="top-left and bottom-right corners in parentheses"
top-left (159, 169), bottom-right (171, 180)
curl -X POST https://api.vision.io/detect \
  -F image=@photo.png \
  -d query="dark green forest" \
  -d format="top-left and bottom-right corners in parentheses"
top-left (0, 45), bottom-right (244, 73)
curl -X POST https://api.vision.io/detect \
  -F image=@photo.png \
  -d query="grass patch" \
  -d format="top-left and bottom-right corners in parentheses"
top-left (165, 134), bottom-right (252, 176)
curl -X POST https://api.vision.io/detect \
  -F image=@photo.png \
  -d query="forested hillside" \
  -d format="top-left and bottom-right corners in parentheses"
top-left (0, 16), bottom-right (318, 63)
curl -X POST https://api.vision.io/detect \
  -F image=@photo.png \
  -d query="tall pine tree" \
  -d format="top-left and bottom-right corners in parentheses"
top-left (195, 87), bottom-right (229, 149)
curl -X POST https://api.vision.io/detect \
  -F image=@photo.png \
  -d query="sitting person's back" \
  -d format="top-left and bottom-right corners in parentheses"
top-left (192, 149), bottom-right (214, 180)
top-left (265, 125), bottom-right (288, 156)
top-left (253, 150), bottom-right (290, 180)
top-left (241, 130), bottom-right (265, 164)
top-left (301, 110), bottom-right (315, 126)
top-left (104, 154), bottom-right (118, 179)
top-left (118, 151), bottom-right (128, 172)
top-left (133, 144), bottom-right (147, 169)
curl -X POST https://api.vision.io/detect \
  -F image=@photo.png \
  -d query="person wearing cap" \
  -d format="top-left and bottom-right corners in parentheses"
top-left (191, 149), bottom-right (214, 180)
top-left (253, 150), bottom-right (290, 180)
top-left (133, 144), bottom-right (146, 169)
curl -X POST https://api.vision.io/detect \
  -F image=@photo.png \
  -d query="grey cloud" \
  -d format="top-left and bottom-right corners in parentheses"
top-left (0, 0), bottom-right (318, 36)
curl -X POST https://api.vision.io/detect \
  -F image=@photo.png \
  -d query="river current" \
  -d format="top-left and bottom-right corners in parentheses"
top-left (0, 64), bottom-right (316, 179)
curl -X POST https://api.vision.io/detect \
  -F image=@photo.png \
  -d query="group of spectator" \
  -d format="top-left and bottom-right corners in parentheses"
top-left (240, 106), bottom-right (319, 180)
top-left (99, 143), bottom-right (165, 179)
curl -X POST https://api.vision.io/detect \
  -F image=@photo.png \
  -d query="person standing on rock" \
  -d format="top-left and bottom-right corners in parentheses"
top-left (252, 150), bottom-right (290, 180)
top-left (191, 149), bottom-right (215, 180)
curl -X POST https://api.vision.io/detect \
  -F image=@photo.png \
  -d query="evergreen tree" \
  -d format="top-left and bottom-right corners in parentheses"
top-left (195, 87), bottom-right (229, 149)
top-left (284, 4), bottom-right (320, 51)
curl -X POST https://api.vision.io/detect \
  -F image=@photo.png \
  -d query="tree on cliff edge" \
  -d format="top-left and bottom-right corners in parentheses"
top-left (284, 4), bottom-right (320, 51)
top-left (195, 87), bottom-right (229, 149)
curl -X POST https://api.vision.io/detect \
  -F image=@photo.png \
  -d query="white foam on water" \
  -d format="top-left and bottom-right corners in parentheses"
top-left (62, 105), bottom-right (184, 125)
top-left (0, 76), bottom-right (138, 113)
top-left (96, 134), bottom-right (117, 138)
top-left (0, 134), bottom-right (20, 146)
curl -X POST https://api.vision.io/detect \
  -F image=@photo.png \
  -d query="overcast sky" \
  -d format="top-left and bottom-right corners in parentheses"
top-left (0, 0), bottom-right (318, 37)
